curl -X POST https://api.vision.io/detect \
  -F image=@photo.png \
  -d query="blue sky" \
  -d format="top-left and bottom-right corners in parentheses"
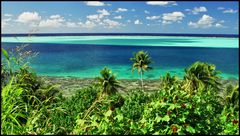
top-left (1, 1), bottom-right (239, 34)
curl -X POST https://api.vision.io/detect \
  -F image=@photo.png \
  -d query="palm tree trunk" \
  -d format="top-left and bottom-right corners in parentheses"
top-left (83, 92), bottom-right (104, 119)
top-left (140, 69), bottom-right (144, 90)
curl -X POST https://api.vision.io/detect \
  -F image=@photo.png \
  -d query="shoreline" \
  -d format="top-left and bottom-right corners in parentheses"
top-left (39, 76), bottom-right (239, 97)
top-left (39, 76), bottom-right (162, 97)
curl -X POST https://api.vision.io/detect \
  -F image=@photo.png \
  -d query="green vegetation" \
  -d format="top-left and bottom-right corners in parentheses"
top-left (1, 48), bottom-right (239, 135)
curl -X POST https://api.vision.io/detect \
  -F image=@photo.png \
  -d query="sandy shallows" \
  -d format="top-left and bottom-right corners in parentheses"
top-left (39, 76), bottom-right (162, 97)
top-left (39, 76), bottom-right (239, 97)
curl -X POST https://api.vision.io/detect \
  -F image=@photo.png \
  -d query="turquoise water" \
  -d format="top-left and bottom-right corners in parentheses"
top-left (2, 36), bottom-right (239, 48)
top-left (1, 36), bottom-right (239, 79)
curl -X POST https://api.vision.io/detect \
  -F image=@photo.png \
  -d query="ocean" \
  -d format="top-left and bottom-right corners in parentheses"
top-left (1, 33), bottom-right (239, 79)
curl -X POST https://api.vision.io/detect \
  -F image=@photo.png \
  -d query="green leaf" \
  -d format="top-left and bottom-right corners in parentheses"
top-left (220, 115), bottom-right (227, 123)
top-left (167, 103), bottom-right (176, 111)
top-left (160, 102), bottom-right (167, 108)
top-left (162, 115), bottom-right (170, 122)
top-left (206, 104), bottom-right (212, 111)
top-left (140, 118), bottom-right (147, 123)
top-left (155, 115), bottom-right (161, 123)
top-left (186, 126), bottom-right (196, 133)
top-left (179, 115), bottom-right (186, 122)
top-left (2, 48), bottom-right (9, 60)
top-left (130, 122), bottom-right (137, 129)
top-left (194, 108), bottom-right (201, 115)
top-left (115, 114), bottom-right (123, 121)
top-left (183, 111), bottom-right (189, 115)
top-left (76, 119), bottom-right (85, 126)
top-left (105, 110), bottom-right (112, 117)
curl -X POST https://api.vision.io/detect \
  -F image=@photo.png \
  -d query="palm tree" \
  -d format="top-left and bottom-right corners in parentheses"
top-left (220, 84), bottom-right (239, 111)
top-left (161, 72), bottom-right (179, 90)
top-left (96, 67), bottom-right (121, 96)
top-left (182, 61), bottom-right (221, 94)
top-left (84, 67), bottom-right (121, 119)
top-left (130, 50), bottom-right (152, 90)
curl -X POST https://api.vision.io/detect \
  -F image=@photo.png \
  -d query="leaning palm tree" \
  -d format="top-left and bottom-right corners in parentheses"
top-left (220, 84), bottom-right (239, 111)
top-left (160, 72), bottom-right (179, 90)
top-left (96, 67), bottom-right (121, 96)
top-left (182, 61), bottom-right (221, 94)
top-left (130, 50), bottom-right (152, 90)
top-left (84, 67), bottom-right (121, 119)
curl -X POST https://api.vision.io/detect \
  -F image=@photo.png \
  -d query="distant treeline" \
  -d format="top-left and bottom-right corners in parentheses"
top-left (1, 33), bottom-right (239, 38)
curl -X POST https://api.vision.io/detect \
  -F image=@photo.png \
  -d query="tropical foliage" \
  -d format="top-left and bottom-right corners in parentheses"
top-left (1, 48), bottom-right (239, 135)
top-left (182, 61), bottom-right (221, 94)
top-left (96, 67), bottom-right (122, 96)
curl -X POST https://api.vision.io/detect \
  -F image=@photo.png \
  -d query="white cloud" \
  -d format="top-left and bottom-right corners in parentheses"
top-left (50, 14), bottom-right (62, 19)
top-left (3, 18), bottom-right (12, 22)
top-left (223, 9), bottom-right (238, 13)
top-left (2, 16), bottom-right (14, 29)
top-left (86, 9), bottom-right (110, 23)
top-left (17, 12), bottom-right (41, 23)
top-left (147, 23), bottom-right (161, 26)
top-left (219, 20), bottom-right (225, 23)
top-left (186, 7), bottom-right (207, 15)
top-left (116, 8), bottom-right (128, 13)
top-left (188, 14), bottom-right (216, 28)
top-left (162, 11), bottom-right (184, 24)
top-left (192, 7), bottom-right (207, 14)
top-left (85, 1), bottom-right (105, 6)
top-left (87, 14), bottom-right (100, 20)
top-left (103, 19), bottom-right (123, 28)
top-left (146, 15), bottom-right (161, 20)
top-left (217, 7), bottom-right (225, 10)
top-left (215, 20), bottom-right (226, 28)
top-left (132, 9), bottom-right (136, 12)
top-left (39, 19), bottom-right (62, 28)
top-left (97, 9), bottom-right (110, 16)
top-left (1, 20), bottom-right (7, 28)
top-left (215, 23), bottom-right (223, 28)
top-left (66, 22), bottom-right (78, 28)
top-left (39, 19), bottom-right (61, 28)
top-left (144, 10), bottom-right (150, 14)
top-left (146, 1), bottom-right (177, 6)
top-left (80, 9), bottom-right (124, 29)
top-left (4, 14), bottom-right (13, 17)
top-left (114, 16), bottom-right (122, 19)
top-left (127, 20), bottom-right (131, 23)
top-left (79, 20), bottom-right (96, 28)
top-left (134, 19), bottom-right (142, 25)
top-left (39, 15), bottom-right (65, 28)
top-left (162, 20), bottom-right (172, 25)
top-left (86, 14), bottom-right (102, 24)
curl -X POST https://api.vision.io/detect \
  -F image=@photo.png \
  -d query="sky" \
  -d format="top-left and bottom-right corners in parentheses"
top-left (1, 1), bottom-right (239, 34)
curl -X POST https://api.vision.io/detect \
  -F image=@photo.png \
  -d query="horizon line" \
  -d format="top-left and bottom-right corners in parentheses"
top-left (1, 33), bottom-right (239, 38)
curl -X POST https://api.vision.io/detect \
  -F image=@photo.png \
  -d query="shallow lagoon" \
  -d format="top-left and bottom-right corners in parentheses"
top-left (1, 36), bottom-right (239, 79)
top-left (2, 36), bottom-right (238, 48)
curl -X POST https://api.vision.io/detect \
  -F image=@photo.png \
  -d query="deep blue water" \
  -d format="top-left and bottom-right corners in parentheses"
top-left (1, 33), bottom-right (239, 38)
top-left (1, 42), bottom-right (239, 79)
